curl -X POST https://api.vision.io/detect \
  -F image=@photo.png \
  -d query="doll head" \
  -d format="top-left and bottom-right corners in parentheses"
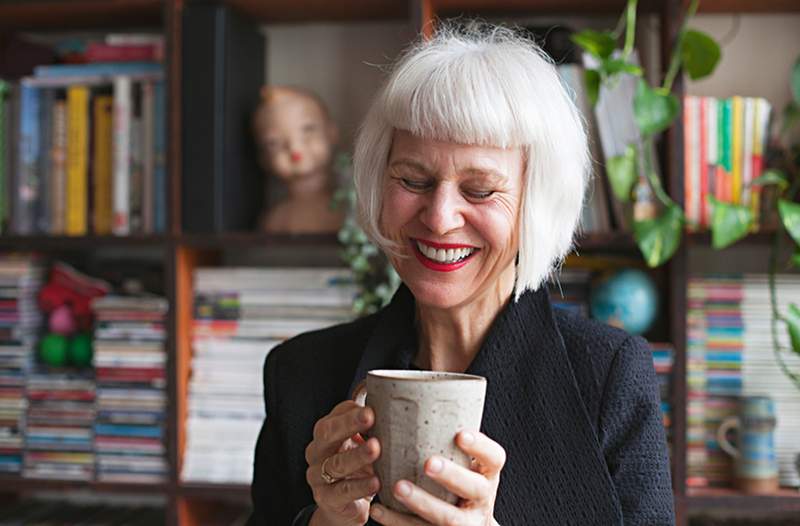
top-left (253, 86), bottom-right (339, 185)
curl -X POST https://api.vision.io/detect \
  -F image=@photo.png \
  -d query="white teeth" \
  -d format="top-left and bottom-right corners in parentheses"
top-left (416, 241), bottom-right (476, 264)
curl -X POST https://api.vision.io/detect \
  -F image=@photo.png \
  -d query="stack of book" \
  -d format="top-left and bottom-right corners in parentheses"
top-left (687, 275), bottom-right (744, 488)
top-left (687, 274), bottom-right (800, 489)
top-left (92, 295), bottom-right (168, 483)
top-left (181, 267), bottom-right (356, 484)
top-left (740, 274), bottom-right (800, 487)
top-left (24, 369), bottom-right (96, 481)
top-left (0, 34), bottom-right (166, 236)
top-left (651, 343), bottom-right (675, 448)
top-left (683, 96), bottom-right (772, 231)
top-left (0, 255), bottom-right (44, 474)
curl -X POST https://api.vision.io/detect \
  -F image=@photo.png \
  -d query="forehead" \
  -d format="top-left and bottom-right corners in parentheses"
top-left (388, 130), bottom-right (523, 173)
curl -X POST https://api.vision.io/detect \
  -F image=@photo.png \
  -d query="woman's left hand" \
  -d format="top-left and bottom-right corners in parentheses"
top-left (369, 430), bottom-right (505, 526)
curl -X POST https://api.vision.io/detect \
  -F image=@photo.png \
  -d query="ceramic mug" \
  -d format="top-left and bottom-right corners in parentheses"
top-left (356, 369), bottom-right (487, 513)
top-left (716, 395), bottom-right (779, 494)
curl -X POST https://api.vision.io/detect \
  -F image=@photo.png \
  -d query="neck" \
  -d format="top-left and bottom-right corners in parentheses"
top-left (285, 170), bottom-right (331, 199)
top-left (414, 265), bottom-right (516, 373)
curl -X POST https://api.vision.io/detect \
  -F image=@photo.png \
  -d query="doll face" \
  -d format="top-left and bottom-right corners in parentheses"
top-left (254, 91), bottom-right (337, 182)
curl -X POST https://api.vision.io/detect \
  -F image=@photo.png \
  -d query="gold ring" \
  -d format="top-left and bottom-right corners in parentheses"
top-left (320, 456), bottom-right (340, 485)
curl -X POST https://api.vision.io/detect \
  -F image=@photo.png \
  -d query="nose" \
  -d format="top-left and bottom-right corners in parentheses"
top-left (420, 183), bottom-right (465, 236)
top-left (289, 151), bottom-right (302, 163)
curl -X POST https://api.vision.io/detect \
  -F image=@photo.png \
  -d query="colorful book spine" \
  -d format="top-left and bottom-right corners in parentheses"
top-left (85, 43), bottom-right (160, 63)
top-left (93, 95), bottom-right (114, 235)
top-left (51, 99), bottom-right (67, 235)
top-left (704, 97), bottom-right (718, 228)
top-left (731, 96), bottom-right (743, 204)
top-left (38, 89), bottom-right (54, 234)
top-left (741, 98), bottom-right (754, 208)
top-left (66, 86), bottom-right (89, 236)
top-left (34, 62), bottom-right (162, 78)
top-left (719, 98), bottom-right (732, 203)
top-left (16, 81), bottom-right (41, 235)
top-left (153, 80), bottom-right (166, 233)
top-left (112, 76), bottom-right (131, 236)
top-left (699, 97), bottom-right (708, 228)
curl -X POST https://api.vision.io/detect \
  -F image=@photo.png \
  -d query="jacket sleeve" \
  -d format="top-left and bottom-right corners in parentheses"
top-left (598, 335), bottom-right (676, 526)
top-left (247, 346), bottom-right (300, 526)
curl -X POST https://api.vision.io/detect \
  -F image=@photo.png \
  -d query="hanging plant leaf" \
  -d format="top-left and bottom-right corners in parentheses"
top-left (606, 144), bottom-right (637, 201)
top-left (681, 29), bottom-right (721, 80)
top-left (792, 56), bottom-right (800, 104)
top-left (778, 199), bottom-right (800, 246)
top-left (785, 303), bottom-right (800, 355)
top-left (570, 30), bottom-right (617, 60)
top-left (601, 58), bottom-right (643, 77)
top-left (584, 69), bottom-right (601, 107)
top-left (782, 102), bottom-right (800, 135)
top-left (751, 169), bottom-right (789, 190)
top-left (634, 204), bottom-right (684, 267)
top-left (793, 249), bottom-right (800, 268)
top-left (633, 80), bottom-right (680, 136)
top-left (708, 196), bottom-right (755, 249)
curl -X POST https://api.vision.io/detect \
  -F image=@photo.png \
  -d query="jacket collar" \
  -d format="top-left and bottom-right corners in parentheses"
top-left (349, 283), bottom-right (621, 523)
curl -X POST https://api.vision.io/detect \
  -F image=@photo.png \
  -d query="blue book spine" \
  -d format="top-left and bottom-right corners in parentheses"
top-left (153, 80), bottom-right (166, 233)
top-left (15, 82), bottom-right (40, 235)
top-left (34, 62), bottom-right (162, 78)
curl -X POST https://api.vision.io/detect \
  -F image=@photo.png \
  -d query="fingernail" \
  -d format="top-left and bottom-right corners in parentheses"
top-left (371, 504), bottom-right (383, 519)
top-left (461, 431), bottom-right (475, 444)
top-left (396, 480), bottom-right (412, 497)
top-left (427, 457), bottom-right (443, 473)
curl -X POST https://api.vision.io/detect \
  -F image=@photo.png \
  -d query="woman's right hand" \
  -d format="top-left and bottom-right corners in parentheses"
top-left (306, 400), bottom-right (382, 526)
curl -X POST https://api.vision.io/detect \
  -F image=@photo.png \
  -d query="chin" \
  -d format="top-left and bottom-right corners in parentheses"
top-left (403, 279), bottom-right (471, 310)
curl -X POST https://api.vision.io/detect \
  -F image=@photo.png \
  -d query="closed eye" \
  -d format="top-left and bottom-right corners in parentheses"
top-left (399, 178), bottom-right (432, 192)
top-left (464, 189), bottom-right (495, 200)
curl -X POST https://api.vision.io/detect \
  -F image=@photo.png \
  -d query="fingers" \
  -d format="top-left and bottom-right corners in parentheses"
top-left (456, 431), bottom-right (506, 477)
top-left (370, 502), bottom-right (432, 526)
top-left (315, 475), bottom-right (381, 511)
top-left (306, 403), bottom-right (375, 464)
top-left (375, 481), bottom-right (460, 526)
top-left (422, 455), bottom-right (490, 502)
top-left (307, 437), bottom-right (381, 488)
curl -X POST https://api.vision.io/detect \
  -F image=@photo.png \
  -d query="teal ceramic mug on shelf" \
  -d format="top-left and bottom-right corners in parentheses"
top-left (716, 395), bottom-right (779, 494)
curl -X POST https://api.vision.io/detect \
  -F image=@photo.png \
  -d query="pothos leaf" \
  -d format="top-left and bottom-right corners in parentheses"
top-left (751, 169), bottom-right (789, 191)
top-left (570, 30), bottom-right (617, 60)
top-left (708, 196), bottom-right (755, 249)
top-left (778, 199), bottom-right (800, 246)
top-left (584, 69), bottom-right (601, 107)
top-left (785, 303), bottom-right (800, 356)
top-left (634, 80), bottom-right (680, 136)
top-left (681, 29), bottom-right (721, 80)
top-left (634, 204), bottom-right (685, 267)
top-left (606, 144), bottom-right (637, 201)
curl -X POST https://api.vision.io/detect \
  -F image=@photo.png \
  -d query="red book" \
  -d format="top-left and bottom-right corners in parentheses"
top-left (85, 42), bottom-right (163, 63)
top-left (699, 98), bottom-right (708, 228)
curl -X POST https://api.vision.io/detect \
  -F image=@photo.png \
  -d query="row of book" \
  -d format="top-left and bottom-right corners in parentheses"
top-left (683, 96), bottom-right (773, 231)
top-left (0, 255), bottom-right (44, 474)
top-left (181, 267), bottom-right (357, 484)
top-left (0, 34), bottom-right (166, 236)
top-left (687, 274), bottom-right (800, 489)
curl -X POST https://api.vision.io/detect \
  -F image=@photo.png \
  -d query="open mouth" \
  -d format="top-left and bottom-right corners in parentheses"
top-left (411, 238), bottom-right (479, 271)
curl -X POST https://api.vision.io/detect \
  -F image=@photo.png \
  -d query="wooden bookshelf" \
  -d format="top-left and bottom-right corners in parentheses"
top-left (2, 1), bottom-right (800, 525)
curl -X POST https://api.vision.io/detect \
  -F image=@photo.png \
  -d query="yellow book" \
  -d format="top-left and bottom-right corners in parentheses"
top-left (731, 96), bottom-right (743, 204)
top-left (751, 99), bottom-right (762, 230)
top-left (66, 86), bottom-right (89, 236)
top-left (93, 95), bottom-right (114, 235)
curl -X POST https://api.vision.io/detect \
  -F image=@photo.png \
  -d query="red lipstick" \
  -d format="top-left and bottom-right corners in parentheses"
top-left (411, 239), bottom-right (478, 272)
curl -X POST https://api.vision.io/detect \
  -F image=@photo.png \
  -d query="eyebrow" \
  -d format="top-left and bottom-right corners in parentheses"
top-left (389, 159), bottom-right (507, 183)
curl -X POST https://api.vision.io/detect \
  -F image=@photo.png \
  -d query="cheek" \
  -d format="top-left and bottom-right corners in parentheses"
top-left (380, 187), bottom-right (417, 235)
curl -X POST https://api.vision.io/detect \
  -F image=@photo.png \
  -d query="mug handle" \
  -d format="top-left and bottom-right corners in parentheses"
top-left (716, 416), bottom-right (741, 459)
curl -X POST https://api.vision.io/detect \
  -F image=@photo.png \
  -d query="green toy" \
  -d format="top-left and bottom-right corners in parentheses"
top-left (40, 334), bottom-right (69, 367)
top-left (68, 333), bottom-right (93, 367)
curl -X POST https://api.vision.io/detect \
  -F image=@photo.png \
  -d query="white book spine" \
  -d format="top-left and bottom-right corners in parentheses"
top-left (112, 76), bottom-right (131, 235)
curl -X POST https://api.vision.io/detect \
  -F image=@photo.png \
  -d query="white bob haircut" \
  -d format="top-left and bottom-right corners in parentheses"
top-left (353, 23), bottom-right (589, 298)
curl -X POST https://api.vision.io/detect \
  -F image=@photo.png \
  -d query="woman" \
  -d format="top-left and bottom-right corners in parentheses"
top-left (248, 24), bottom-right (675, 526)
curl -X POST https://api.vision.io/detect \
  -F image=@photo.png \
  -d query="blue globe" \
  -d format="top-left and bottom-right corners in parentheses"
top-left (590, 269), bottom-right (658, 335)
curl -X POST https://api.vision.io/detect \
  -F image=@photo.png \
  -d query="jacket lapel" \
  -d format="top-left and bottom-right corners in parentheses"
top-left (349, 285), bottom-right (622, 524)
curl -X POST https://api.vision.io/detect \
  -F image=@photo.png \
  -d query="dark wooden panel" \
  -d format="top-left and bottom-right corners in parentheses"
top-left (0, 235), bottom-right (170, 250)
top-left (223, 0), bottom-right (407, 23)
top-left (0, 475), bottom-right (169, 493)
top-left (0, 0), bottom-right (162, 30)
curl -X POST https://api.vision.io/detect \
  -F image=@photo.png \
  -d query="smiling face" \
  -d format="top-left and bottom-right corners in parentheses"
top-left (380, 130), bottom-right (524, 310)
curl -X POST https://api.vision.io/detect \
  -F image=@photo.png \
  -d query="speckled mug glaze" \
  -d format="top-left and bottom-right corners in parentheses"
top-left (365, 369), bottom-right (487, 513)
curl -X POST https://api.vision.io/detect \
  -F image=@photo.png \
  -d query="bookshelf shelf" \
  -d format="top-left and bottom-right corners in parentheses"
top-left (176, 232), bottom-right (340, 250)
top-left (177, 482), bottom-right (250, 502)
top-left (0, 475), bottom-right (170, 494)
top-left (0, 0), bottom-right (163, 30)
top-left (686, 488), bottom-right (800, 512)
top-left (226, 0), bottom-right (407, 22)
top-left (0, 234), bottom-right (171, 250)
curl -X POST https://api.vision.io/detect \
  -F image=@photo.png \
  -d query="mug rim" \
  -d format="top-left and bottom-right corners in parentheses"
top-left (367, 369), bottom-right (486, 382)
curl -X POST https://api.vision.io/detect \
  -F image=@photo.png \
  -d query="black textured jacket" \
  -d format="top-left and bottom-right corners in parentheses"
top-left (248, 284), bottom-right (675, 525)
